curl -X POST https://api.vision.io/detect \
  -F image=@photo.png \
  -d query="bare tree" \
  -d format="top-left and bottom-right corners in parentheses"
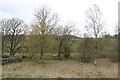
top-left (54, 24), bottom-right (75, 59)
top-left (0, 19), bottom-right (10, 55)
top-left (85, 4), bottom-right (104, 65)
top-left (31, 6), bottom-right (59, 62)
top-left (54, 26), bottom-right (64, 59)
top-left (1, 18), bottom-right (27, 56)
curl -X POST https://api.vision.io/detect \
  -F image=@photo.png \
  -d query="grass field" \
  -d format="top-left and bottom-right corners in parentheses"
top-left (2, 38), bottom-right (118, 78)
top-left (2, 58), bottom-right (118, 78)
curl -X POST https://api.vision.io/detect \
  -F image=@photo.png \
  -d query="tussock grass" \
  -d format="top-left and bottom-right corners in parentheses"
top-left (2, 58), bottom-right (118, 78)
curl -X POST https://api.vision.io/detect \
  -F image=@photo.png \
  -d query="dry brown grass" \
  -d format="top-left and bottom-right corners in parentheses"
top-left (2, 58), bottom-right (118, 78)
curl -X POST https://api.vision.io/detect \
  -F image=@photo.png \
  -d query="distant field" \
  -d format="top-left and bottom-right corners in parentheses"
top-left (2, 58), bottom-right (118, 78)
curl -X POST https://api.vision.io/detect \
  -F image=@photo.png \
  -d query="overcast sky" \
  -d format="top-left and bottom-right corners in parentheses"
top-left (0, 0), bottom-right (119, 36)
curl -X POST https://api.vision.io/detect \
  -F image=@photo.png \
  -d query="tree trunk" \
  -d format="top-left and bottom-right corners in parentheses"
top-left (83, 47), bottom-right (86, 62)
top-left (67, 52), bottom-right (70, 58)
top-left (40, 51), bottom-right (44, 63)
top-left (10, 49), bottom-right (15, 56)
top-left (58, 43), bottom-right (62, 59)
top-left (1, 34), bottom-right (4, 56)
top-left (57, 52), bottom-right (60, 59)
top-left (64, 52), bottom-right (70, 59)
top-left (94, 37), bottom-right (98, 66)
top-left (1, 37), bottom-right (3, 55)
top-left (83, 39), bottom-right (86, 62)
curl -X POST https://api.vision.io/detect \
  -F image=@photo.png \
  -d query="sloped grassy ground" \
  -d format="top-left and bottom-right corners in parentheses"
top-left (2, 58), bottom-right (118, 78)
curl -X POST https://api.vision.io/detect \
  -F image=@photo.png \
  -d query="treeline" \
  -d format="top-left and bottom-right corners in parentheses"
top-left (1, 34), bottom-right (118, 62)
top-left (0, 5), bottom-right (118, 64)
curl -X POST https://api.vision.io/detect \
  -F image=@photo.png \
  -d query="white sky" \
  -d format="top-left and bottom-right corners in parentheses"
top-left (0, 0), bottom-right (119, 36)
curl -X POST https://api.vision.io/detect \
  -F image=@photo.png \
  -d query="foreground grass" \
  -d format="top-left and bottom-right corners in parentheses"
top-left (2, 58), bottom-right (118, 78)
